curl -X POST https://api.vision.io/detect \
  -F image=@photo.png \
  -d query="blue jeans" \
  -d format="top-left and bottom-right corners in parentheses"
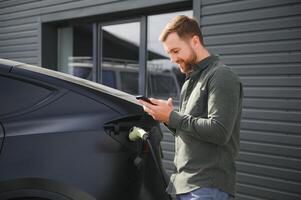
top-left (176, 187), bottom-right (229, 200)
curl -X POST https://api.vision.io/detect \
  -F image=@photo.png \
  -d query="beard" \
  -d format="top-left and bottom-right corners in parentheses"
top-left (177, 49), bottom-right (198, 74)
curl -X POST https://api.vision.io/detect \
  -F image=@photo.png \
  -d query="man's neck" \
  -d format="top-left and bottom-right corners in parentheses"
top-left (196, 48), bottom-right (210, 63)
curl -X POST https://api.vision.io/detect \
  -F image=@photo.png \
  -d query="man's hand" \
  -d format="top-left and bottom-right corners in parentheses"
top-left (138, 97), bottom-right (174, 124)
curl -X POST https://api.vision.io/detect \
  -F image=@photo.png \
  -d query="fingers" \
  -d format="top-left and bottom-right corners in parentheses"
top-left (149, 98), bottom-right (161, 105)
top-left (149, 97), bottom-right (172, 106)
top-left (137, 99), bottom-right (157, 119)
top-left (138, 99), bottom-right (156, 109)
top-left (167, 97), bottom-right (173, 106)
top-left (143, 105), bottom-right (155, 116)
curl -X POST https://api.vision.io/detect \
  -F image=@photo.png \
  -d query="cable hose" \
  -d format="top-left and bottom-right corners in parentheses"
top-left (146, 139), bottom-right (173, 200)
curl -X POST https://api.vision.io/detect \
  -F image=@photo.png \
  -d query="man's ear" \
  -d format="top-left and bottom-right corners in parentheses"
top-left (191, 35), bottom-right (201, 48)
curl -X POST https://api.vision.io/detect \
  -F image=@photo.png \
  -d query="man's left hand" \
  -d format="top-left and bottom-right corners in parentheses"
top-left (138, 97), bottom-right (173, 124)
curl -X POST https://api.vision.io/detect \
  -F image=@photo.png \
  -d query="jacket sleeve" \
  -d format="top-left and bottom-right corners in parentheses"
top-left (164, 123), bottom-right (176, 136)
top-left (167, 67), bottom-right (243, 145)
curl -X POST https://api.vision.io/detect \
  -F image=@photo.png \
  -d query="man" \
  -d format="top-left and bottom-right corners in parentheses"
top-left (138, 15), bottom-right (243, 200)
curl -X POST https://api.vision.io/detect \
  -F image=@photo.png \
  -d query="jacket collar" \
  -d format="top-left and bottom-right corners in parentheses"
top-left (186, 55), bottom-right (219, 80)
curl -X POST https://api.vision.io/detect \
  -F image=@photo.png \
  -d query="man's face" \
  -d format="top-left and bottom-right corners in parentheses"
top-left (163, 32), bottom-right (197, 74)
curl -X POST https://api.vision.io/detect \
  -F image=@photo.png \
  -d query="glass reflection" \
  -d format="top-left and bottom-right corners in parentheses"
top-left (101, 22), bottom-right (140, 95)
top-left (57, 25), bottom-right (93, 80)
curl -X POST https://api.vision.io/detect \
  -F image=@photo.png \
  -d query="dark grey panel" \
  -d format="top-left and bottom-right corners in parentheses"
top-left (0, 0), bottom-right (38, 9)
top-left (237, 173), bottom-right (301, 195)
top-left (162, 131), bottom-right (174, 142)
top-left (0, 44), bottom-right (37, 54)
top-left (0, 23), bottom-right (37, 35)
top-left (241, 129), bottom-right (301, 148)
top-left (0, 0), bottom-right (83, 21)
top-left (0, 0), bottom-right (74, 15)
top-left (202, 0), bottom-right (300, 15)
top-left (162, 151), bottom-right (174, 161)
top-left (198, 1), bottom-right (301, 199)
top-left (237, 161), bottom-right (301, 183)
top-left (41, 0), bottom-right (190, 22)
top-left (239, 140), bottom-right (301, 158)
top-left (220, 53), bottom-right (301, 64)
top-left (160, 141), bottom-right (174, 152)
top-left (244, 87), bottom-right (301, 98)
top-left (232, 64), bottom-right (301, 76)
top-left (241, 120), bottom-right (301, 135)
top-left (0, 30), bottom-right (37, 41)
top-left (240, 76), bottom-right (301, 87)
top-left (242, 109), bottom-right (301, 122)
top-left (205, 29), bottom-right (301, 46)
top-left (0, 37), bottom-right (36, 47)
top-left (202, 16), bottom-right (301, 36)
top-left (208, 40), bottom-right (301, 55)
top-left (0, 17), bottom-right (36, 28)
top-left (237, 183), bottom-right (301, 200)
top-left (202, 3), bottom-right (301, 26)
top-left (0, 51), bottom-right (38, 60)
top-left (243, 98), bottom-right (301, 111)
top-left (201, 0), bottom-right (232, 6)
top-left (238, 152), bottom-right (301, 171)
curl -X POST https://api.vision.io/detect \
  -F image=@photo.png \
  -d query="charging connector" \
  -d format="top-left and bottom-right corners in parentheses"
top-left (128, 126), bottom-right (149, 141)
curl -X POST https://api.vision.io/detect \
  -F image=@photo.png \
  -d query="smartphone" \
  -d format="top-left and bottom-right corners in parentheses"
top-left (136, 95), bottom-right (156, 105)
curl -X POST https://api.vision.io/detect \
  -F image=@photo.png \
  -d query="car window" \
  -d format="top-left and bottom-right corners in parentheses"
top-left (102, 70), bottom-right (116, 89)
top-left (120, 71), bottom-right (138, 95)
top-left (0, 75), bottom-right (53, 116)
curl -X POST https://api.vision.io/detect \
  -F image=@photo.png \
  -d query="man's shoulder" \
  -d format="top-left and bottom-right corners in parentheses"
top-left (204, 61), bottom-right (241, 88)
top-left (213, 61), bottom-right (239, 78)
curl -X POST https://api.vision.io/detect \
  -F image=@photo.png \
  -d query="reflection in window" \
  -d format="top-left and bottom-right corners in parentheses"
top-left (101, 22), bottom-right (140, 95)
top-left (120, 71), bottom-right (139, 94)
top-left (57, 25), bottom-right (93, 80)
top-left (147, 10), bottom-right (193, 101)
top-left (148, 74), bottom-right (179, 98)
top-left (102, 70), bottom-right (116, 89)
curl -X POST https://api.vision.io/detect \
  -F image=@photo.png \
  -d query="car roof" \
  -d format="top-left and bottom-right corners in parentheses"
top-left (0, 58), bottom-right (139, 105)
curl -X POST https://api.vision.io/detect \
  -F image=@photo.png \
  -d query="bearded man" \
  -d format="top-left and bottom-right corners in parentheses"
top-left (138, 15), bottom-right (243, 200)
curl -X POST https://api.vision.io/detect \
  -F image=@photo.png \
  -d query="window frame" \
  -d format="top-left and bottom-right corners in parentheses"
top-left (39, 1), bottom-right (196, 96)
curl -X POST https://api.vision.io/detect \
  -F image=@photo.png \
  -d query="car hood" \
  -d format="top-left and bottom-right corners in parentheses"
top-left (0, 59), bottom-right (139, 105)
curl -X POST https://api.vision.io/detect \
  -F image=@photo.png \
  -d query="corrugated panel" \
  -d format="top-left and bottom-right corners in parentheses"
top-left (0, 0), bottom-right (119, 64)
top-left (0, 0), bottom-right (189, 64)
top-left (198, 0), bottom-right (301, 199)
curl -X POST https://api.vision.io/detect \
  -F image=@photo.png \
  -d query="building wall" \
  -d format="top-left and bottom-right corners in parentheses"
top-left (0, 0), bottom-right (188, 65)
top-left (1, 0), bottom-right (301, 199)
top-left (161, 0), bottom-right (301, 199)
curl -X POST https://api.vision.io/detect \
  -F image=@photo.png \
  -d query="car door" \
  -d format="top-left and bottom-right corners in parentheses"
top-left (0, 122), bottom-right (4, 155)
top-left (0, 68), bottom-right (136, 199)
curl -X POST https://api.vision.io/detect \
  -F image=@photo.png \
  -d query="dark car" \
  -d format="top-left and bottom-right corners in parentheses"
top-left (0, 59), bottom-right (170, 200)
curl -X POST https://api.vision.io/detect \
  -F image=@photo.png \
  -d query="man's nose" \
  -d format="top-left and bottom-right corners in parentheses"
top-left (170, 55), bottom-right (177, 63)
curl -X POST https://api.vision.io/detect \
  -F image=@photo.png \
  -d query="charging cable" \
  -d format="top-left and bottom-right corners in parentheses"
top-left (129, 127), bottom-right (172, 200)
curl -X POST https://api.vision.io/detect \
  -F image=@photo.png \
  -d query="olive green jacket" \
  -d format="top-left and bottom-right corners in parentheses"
top-left (166, 55), bottom-right (243, 196)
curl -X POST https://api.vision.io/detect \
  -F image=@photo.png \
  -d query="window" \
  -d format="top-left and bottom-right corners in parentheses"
top-left (0, 75), bottom-right (53, 116)
top-left (57, 25), bottom-right (93, 81)
top-left (102, 70), bottom-right (116, 89)
top-left (101, 21), bottom-right (140, 95)
top-left (120, 71), bottom-right (139, 95)
top-left (148, 73), bottom-right (179, 98)
top-left (54, 9), bottom-right (193, 98)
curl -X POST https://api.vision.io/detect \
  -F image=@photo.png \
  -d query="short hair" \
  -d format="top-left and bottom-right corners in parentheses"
top-left (159, 15), bottom-right (204, 45)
